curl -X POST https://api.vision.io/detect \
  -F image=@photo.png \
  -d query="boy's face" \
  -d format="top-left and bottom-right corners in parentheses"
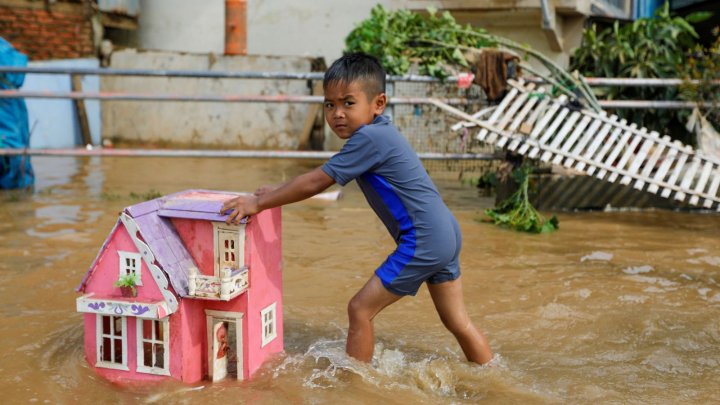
top-left (323, 80), bottom-right (387, 139)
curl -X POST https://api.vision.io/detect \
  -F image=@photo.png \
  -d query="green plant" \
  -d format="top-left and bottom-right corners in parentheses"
top-left (114, 273), bottom-right (139, 295)
top-left (2, 189), bottom-right (23, 202)
top-left (679, 28), bottom-right (720, 130)
top-left (100, 189), bottom-right (163, 202)
top-left (100, 191), bottom-right (123, 201)
top-left (484, 165), bottom-right (558, 233)
top-left (570, 2), bottom-right (711, 144)
top-left (345, 5), bottom-right (495, 78)
top-left (346, 6), bottom-right (601, 110)
top-left (129, 189), bottom-right (162, 201)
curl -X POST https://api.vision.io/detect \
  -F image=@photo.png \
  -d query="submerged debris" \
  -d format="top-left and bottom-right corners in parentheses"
top-left (483, 165), bottom-right (558, 233)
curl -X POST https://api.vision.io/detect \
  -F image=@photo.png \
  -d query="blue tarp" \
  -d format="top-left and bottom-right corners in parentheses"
top-left (0, 37), bottom-right (33, 189)
top-left (633, 0), bottom-right (664, 19)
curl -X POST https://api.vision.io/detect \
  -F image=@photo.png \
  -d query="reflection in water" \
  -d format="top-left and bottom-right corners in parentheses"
top-left (0, 156), bottom-right (719, 404)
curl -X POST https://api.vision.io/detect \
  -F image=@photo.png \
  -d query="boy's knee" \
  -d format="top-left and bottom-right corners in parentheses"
top-left (440, 315), bottom-right (471, 336)
top-left (347, 295), bottom-right (366, 320)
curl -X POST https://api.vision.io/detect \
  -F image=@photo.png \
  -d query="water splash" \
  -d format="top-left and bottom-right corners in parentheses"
top-left (580, 251), bottom-right (613, 262)
top-left (622, 265), bottom-right (653, 275)
top-left (272, 337), bottom-right (554, 402)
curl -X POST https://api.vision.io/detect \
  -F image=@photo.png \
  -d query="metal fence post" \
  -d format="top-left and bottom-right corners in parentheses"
top-left (386, 80), bottom-right (394, 122)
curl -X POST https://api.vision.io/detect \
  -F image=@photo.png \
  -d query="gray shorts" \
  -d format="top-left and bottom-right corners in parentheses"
top-left (375, 218), bottom-right (462, 296)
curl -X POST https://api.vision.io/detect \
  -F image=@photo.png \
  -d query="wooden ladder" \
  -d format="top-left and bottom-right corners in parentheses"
top-left (430, 80), bottom-right (720, 210)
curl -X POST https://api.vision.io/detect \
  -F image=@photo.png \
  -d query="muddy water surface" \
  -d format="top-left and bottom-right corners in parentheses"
top-left (1, 156), bottom-right (719, 404)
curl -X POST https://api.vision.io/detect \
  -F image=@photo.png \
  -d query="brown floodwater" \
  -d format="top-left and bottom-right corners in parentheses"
top-left (1, 156), bottom-right (719, 404)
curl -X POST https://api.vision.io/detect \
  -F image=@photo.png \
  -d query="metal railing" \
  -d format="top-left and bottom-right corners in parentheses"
top-left (1, 66), bottom-right (715, 108)
top-left (0, 66), bottom-right (716, 159)
top-left (0, 66), bottom-right (457, 82)
top-left (0, 148), bottom-right (493, 160)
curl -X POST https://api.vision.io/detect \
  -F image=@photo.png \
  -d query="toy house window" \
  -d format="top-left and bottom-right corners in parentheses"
top-left (213, 223), bottom-right (245, 275)
top-left (260, 302), bottom-right (277, 347)
top-left (136, 318), bottom-right (170, 376)
top-left (221, 232), bottom-right (237, 266)
top-left (96, 315), bottom-right (128, 371)
top-left (118, 251), bottom-right (142, 286)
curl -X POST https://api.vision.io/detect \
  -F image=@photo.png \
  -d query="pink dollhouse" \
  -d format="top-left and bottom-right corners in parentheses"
top-left (75, 189), bottom-right (283, 383)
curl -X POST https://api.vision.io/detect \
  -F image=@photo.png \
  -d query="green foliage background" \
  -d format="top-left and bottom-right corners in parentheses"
top-left (344, 5), bottom-right (495, 78)
top-left (679, 31), bottom-right (720, 130)
top-left (570, 2), bottom-right (716, 145)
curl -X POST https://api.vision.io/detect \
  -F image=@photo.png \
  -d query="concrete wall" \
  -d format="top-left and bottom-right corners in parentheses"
top-left (25, 58), bottom-right (102, 148)
top-left (130, 0), bottom-right (405, 63)
top-left (124, 0), bottom-right (594, 79)
top-left (102, 49), bottom-right (314, 148)
top-left (448, 9), bottom-right (586, 71)
top-left (247, 0), bottom-right (406, 63)
top-left (136, 0), bottom-right (225, 54)
top-left (128, 1), bottom-right (588, 71)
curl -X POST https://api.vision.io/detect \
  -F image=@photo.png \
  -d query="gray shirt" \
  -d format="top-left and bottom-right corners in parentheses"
top-left (322, 115), bottom-right (459, 259)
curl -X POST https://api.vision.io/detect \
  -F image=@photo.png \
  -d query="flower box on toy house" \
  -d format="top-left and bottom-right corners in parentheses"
top-left (75, 190), bottom-right (283, 383)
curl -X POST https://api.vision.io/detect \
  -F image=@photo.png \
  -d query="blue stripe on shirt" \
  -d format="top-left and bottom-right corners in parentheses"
top-left (362, 172), bottom-right (417, 284)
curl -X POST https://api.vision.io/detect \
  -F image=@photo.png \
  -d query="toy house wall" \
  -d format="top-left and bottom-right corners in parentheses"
top-left (83, 298), bottom-right (255, 384)
top-left (82, 312), bottom-right (184, 383)
top-left (172, 208), bottom-right (284, 379)
top-left (245, 207), bottom-right (284, 376)
top-left (81, 223), bottom-right (179, 382)
top-left (82, 223), bottom-right (165, 302)
top-left (181, 294), bottom-right (251, 381)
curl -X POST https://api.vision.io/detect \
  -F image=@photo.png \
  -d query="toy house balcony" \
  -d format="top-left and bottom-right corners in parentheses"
top-left (187, 267), bottom-right (249, 301)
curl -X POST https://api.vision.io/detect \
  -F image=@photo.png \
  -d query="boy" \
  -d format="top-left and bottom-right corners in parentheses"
top-left (220, 53), bottom-right (493, 365)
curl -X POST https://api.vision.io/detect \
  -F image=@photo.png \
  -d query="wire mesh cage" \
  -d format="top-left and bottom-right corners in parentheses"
top-left (392, 80), bottom-right (500, 180)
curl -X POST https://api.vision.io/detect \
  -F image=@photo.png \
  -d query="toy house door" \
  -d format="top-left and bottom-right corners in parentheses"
top-left (206, 311), bottom-right (243, 382)
top-left (212, 322), bottom-right (228, 381)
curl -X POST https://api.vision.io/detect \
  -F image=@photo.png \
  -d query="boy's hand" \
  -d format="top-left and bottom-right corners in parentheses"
top-left (220, 195), bottom-right (260, 225)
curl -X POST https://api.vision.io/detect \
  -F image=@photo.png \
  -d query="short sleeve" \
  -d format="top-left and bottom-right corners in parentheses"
top-left (321, 131), bottom-right (380, 186)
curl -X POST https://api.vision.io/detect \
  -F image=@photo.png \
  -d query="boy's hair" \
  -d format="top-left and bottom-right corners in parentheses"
top-left (323, 53), bottom-right (386, 99)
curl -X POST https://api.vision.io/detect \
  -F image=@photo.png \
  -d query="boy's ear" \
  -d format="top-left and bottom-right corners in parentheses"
top-left (373, 92), bottom-right (388, 115)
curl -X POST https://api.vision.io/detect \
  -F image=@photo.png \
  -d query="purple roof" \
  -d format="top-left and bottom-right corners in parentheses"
top-left (157, 190), bottom-right (250, 223)
top-left (79, 189), bottom-right (248, 297)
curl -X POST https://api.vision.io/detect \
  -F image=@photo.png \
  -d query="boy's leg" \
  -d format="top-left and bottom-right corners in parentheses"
top-left (346, 275), bottom-right (403, 362)
top-left (427, 276), bottom-right (493, 364)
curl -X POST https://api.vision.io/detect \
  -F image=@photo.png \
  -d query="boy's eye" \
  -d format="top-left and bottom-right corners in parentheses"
top-left (344, 101), bottom-right (354, 106)
top-left (324, 102), bottom-right (333, 109)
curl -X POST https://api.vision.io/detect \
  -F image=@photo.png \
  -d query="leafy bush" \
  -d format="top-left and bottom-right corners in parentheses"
top-left (570, 2), bottom-right (712, 144)
top-left (345, 5), bottom-right (495, 78)
top-left (679, 29), bottom-right (720, 132)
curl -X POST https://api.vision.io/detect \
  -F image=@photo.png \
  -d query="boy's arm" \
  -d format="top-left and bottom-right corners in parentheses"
top-left (220, 166), bottom-right (335, 224)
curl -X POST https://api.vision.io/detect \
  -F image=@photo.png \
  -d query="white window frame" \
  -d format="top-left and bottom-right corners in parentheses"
top-left (96, 315), bottom-right (129, 371)
top-left (118, 251), bottom-right (142, 286)
top-left (212, 222), bottom-right (245, 276)
top-left (136, 318), bottom-right (170, 376)
top-left (260, 302), bottom-right (277, 347)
